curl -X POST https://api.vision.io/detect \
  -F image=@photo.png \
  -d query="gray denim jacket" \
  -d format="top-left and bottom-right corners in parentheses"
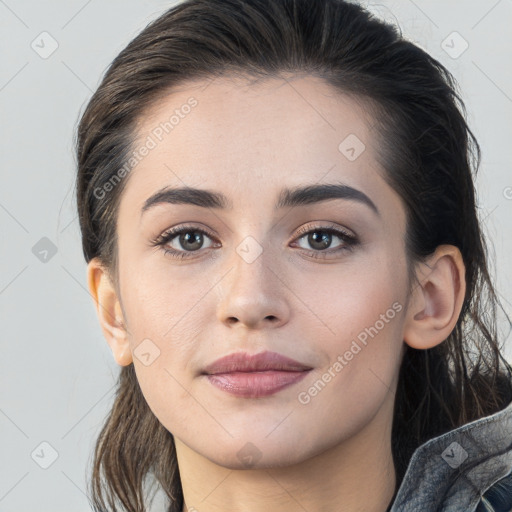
top-left (389, 398), bottom-right (512, 511)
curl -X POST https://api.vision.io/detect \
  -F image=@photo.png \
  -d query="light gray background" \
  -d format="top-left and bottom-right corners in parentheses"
top-left (1, 0), bottom-right (511, 510)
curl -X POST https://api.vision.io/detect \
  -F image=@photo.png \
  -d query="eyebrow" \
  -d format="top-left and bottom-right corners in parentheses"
top-left (141, 183), bottom-right (380, 217)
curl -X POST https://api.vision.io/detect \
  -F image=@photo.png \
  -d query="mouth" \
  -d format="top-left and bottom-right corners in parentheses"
top-left (201, 350), bottom-right (313, 398)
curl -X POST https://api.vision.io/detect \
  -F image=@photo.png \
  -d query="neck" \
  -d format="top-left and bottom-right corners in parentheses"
top-left (176, 394), bottom-right (397, 512)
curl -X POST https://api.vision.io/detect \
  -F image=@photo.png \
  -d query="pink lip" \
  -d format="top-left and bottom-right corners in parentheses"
top-left (202, 351), bottom-right (312, 398)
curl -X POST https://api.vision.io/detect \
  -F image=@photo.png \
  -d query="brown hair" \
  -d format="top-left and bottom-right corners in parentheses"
top-left (75, 0), bottom-right (512, 510)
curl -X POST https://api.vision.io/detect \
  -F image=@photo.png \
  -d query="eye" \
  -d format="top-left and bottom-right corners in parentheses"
top-left (290, 223), bottom-right (358, 259)
top-left (151, 224), bottom-right (219, 260)
top-left (151, 222), bottom-right (358, 261)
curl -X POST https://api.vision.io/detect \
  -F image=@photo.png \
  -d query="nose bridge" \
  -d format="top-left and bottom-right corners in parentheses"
top-left (230, 233), bottom-right (277, 301)
top-left (227, 210), bottom-right (278, 281)
top-left (216, 232), bottom-right (289, 328)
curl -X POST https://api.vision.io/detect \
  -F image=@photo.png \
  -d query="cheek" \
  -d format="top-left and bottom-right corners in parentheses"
top-left (118, 266), bottom-right (206, 409)
top-left (290, 273), bottom-right (405, 444)
top-left (118, 240), bottom-right (408, 447)
top-left (122, 244), bottom-right (406, 380)
top-left (120, 258), bottom-right (212, 346)
top-left (292, 259), bottom-right (406, 401)
top-left (122, 273), bottom-right (205, 431)
top-left (294, 256), bottom-right (405, 347)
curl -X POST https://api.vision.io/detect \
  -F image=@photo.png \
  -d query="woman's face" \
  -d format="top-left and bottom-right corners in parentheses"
top-left (114, 74), bottom-right (410, 468)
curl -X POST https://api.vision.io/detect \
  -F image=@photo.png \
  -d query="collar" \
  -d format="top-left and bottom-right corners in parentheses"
top-left (390, 397), bottom-right (512, 511)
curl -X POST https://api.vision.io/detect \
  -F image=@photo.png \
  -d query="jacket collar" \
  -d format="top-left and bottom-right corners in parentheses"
top-left (390, 397), bottom-right (512, 511)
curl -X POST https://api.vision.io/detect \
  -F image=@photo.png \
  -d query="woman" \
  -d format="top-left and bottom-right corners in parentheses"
top-left (75, 0), bottom-right (512, 510)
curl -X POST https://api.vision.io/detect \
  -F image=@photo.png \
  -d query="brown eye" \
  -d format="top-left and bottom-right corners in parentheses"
top-left (289, 223), bottom-right (359, 260)
top-left (303, 231), bottom-right (335, 251)
top-left (153, 225), bottom-right (218, 259)
top-left (176, 230), bottom-right (206, 251)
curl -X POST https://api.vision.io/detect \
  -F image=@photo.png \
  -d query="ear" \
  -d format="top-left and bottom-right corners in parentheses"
top-left (403, 244), bottom-right (466, 350)
top-left (87, 257), bottom-right (133, 366)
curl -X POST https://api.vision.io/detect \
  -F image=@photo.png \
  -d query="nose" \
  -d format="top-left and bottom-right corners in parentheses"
top-left (216, 241), bottom-right (291, 330)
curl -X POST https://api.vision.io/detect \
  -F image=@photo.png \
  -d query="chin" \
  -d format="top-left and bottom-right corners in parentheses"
top-left (198, 435), bottom-right (316, 471)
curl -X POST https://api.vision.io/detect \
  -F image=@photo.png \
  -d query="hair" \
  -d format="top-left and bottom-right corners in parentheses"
top-left (74, 0), bottom-right (512, 510)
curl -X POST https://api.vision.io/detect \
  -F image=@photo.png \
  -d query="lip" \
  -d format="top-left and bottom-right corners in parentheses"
top-left (203, 350), bottom-right (312, 374)
top-left (202, 350), bottom-right (312, 398)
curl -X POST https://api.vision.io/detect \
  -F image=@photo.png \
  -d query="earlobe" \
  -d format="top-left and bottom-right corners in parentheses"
top-left (87, 258), bottom-right (133, 366)
top-left (403, 245), bottom-right (466, 350)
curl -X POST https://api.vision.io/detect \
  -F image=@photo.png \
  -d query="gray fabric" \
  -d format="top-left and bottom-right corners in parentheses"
top-left (389, 399), bottom-right (512, 511)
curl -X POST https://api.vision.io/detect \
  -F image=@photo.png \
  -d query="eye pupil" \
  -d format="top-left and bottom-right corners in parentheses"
top-left (309, 231), bottom-right (331, 250)
top-left (180, 231), bottom-right (203, 251)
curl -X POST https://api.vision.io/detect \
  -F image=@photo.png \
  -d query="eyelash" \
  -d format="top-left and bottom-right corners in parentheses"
top-left (151, 222), bottom-right (358, 261)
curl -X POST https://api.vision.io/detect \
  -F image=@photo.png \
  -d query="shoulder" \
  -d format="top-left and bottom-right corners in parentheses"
top-left (390, 397), bottom-right (512, 511)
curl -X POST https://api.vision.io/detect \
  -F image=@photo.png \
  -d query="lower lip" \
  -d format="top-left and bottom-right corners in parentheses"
top-left (205, 370), bottom-right (311, 398)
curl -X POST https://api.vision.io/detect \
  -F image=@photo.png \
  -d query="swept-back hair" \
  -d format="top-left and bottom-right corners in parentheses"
top-left (74, 0), bottom-right (512, 510)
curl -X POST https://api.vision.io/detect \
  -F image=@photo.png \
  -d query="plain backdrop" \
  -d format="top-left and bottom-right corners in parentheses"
top-left (1, 0), bottom-right (511, 510)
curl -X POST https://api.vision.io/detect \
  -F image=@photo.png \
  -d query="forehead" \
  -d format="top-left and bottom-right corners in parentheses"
top-left (135, 73), bottom-right (374, 165)
top-left (120, 74), bottom-right (400, 223)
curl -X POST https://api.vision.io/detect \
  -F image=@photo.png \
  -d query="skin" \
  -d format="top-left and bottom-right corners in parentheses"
top-left (88, 74), bottom-right (466, 512)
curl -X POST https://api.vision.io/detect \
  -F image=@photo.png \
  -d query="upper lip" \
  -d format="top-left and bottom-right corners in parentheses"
top-left (202, 350), bottom-right (313, 375)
